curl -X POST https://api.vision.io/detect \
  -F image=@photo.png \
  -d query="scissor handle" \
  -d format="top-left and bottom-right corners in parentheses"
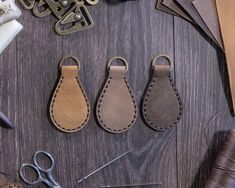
top-left (33, 150), bottom-right (55, 173)
top-left (19, 163), bottom-right (41, 185)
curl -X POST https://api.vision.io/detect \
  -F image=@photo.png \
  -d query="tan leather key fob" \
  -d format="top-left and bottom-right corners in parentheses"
top-left (96, 57), bottom-right (138, 133)
top-left (142, 55), bottom-right (182, 131)
top-left (49, 56), bottom-right (90, 133)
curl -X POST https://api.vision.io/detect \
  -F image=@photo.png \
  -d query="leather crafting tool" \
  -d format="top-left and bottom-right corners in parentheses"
top-left (215, 0), bottom-right (235, 113)
top-left (175, 0), bottom-right (218, 46)
top-left (142, 55), bottom-right (182, 131)
top-left (75, 151), bottom-right (131, 185)
top-left (49, 56), bottom-right (90, 133)
top-left (96, 56), bottom-right (138, 133)
top-left (0, 0), bottom-right (21, 25)
top-left (162, 0), bottom-right (193, 22)
top-left (192, 0), bottom-right (223, 49)
top-left (19, 151), bottom-right (61, 188)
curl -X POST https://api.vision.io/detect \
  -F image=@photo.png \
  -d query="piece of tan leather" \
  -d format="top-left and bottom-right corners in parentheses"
top-left (96, 66), bottom-right (138, 133)
top-left (0, 175), bottom-right (21, 188)
top-left (162, 0), bottom-right (194, 22)
top-left (142, 64), bottom-right (182, 131)
top-left (175, 0), bottom-right (218, 46)
top-left (50, 65), bottom-right (90, 133)
top-left (1, 183), bottom-right (22, 188)
top-left (193, 0), bottom-right (223, 49)
top-left (215, 0), bottom-right (235, 112)
top-left (156, 0), bottom-right (178, 16)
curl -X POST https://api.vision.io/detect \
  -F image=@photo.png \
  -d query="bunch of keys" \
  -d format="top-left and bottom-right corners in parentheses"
top-left (19, 0), bottom-right (99, 35)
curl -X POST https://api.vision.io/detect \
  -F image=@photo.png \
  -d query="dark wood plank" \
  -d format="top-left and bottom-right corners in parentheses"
top-left (174, 16), bottom-right (230, 188)
top-left (0, 0), bottom-right (178, 187)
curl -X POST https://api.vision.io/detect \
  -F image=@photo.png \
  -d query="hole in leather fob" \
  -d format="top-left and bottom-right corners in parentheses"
top-left (96, 57), bottom-right (138, 133)
top-left (142, 55), bottom-right (182, 131)
top-left (49, 56), bottom-right (90, 133)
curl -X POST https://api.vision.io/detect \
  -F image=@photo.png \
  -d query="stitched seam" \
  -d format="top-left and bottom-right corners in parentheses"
top-left (143, 74), bottom-right (182, 131)
top-left (50, 76), bottom-right (90, 132)
top-left (97, 76), bottom-right (137, 133)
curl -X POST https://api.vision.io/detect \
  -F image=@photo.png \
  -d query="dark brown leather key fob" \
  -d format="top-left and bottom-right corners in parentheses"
top-left (96, 56), bottom-right (138, 133)
top-left (142, 55), bottom-right (182, 131)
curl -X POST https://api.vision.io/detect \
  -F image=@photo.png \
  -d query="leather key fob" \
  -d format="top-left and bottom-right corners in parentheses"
top-left (96, 56), bottom-right (138, 133)
top-left (49, 56), bottom-right (90, 133)
top-left (142, 55), bottom-right (182, 131)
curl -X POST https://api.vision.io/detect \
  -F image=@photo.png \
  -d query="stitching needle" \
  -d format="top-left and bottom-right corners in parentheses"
top-left (75, 150), bottom-right (131, 185)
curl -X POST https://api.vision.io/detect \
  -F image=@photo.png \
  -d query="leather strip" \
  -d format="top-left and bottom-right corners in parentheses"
top-left (49, 56), bottom-right (90, 133)
top-left (193, 0), bottom-right (223, 49)
top-left (96, 57), bottom-right (137, 133)
top-left (175, 0), bottom-right (218, 46)
top-left (156, 0), bottom-right (178, 16)
top-left (215, 0), bottom-right (235, 112)
top-left (142, 55), bottom-right (182, 131)
top-left (1, 183), bottom-right (22, 188)
top-left (162, 0), bottom-right (194, 22)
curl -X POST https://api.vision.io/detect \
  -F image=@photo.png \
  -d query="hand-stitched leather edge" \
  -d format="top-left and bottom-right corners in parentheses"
top-left (96, 76), bottom-right (138, 133)
top-left (143, 74), bottom-right (182, 131)
top-left (50, 76), bottom-right (90, 133)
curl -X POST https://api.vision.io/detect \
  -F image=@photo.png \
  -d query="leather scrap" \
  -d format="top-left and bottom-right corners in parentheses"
top-left (142, 55), bottom-right (182, 131)
top-left (162, 0), bottom-right (193, 22)
top-left (215, 0), bottom-right (235, 112)
top-left (49, 56), bottom-right (90, 133)
top-left (156, 0), bottom-right (178, 16)
top-left (96, 57), bottom-right (138, 133)
top-left (0, 174), bottom-right (21, 188)
top-left (193, 0), bottom-right (223, 49)
top-left (175, 0), bottom-right (218, 46)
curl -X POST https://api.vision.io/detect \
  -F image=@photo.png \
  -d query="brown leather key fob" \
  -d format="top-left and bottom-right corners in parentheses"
top-left (96, 56), bottom-right (138, 133)
top-left (49, 56), bottom-right (90, 133)
top-left (142, 55), bottom-right (182, 131)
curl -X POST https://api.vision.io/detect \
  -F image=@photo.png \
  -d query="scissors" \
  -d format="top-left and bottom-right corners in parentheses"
top-left (19, 150), bottom-right (61, 188)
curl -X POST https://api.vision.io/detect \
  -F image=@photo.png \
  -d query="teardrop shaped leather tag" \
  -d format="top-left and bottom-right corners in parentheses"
top-left (96, 57), bottom-right (138, 133)
top-left (142, 55), bottom-right (182, 131)
top-left (49, 56), bottom-right (90, 133)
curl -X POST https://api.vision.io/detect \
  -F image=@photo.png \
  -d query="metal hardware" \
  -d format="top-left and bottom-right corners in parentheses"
top-left (55, 3), bottom-right (94, 35)
top-left (19, 0), bottom-right (99, 35)
top-left (33, 0), bottom-right (52, 17)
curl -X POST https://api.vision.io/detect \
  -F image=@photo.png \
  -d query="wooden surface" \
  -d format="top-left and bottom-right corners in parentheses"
top-left (0, 0), bottom-right (233, 187)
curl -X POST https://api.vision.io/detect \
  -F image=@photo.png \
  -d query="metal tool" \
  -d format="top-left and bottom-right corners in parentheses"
top-left (75, 151), bottom-right (131, 185)
top-left (101, 183), bottom-right (162, 187)
top-left (19, 150), bottom-right (61, 188)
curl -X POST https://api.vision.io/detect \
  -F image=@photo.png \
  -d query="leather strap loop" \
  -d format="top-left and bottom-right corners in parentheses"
top-left (152, 54), bottom-right (173, 71)
top-left (107, 56), bottom-right (128, 72)
top-left (59, 55), bottom-right (81, 70)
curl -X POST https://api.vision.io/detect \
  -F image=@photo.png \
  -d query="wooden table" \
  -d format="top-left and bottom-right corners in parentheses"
top-left (0, 0), bottom-right (232, 187)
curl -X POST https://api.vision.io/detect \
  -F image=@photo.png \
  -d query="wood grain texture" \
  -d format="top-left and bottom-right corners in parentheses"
top-left (0, 0), bottom-right (231, 187)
